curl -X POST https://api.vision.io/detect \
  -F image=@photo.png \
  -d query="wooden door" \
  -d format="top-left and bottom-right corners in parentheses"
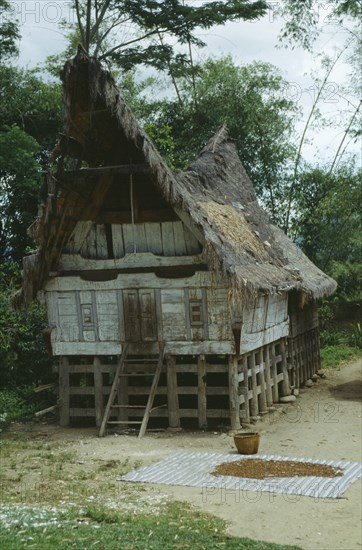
top-left (123, 290), bottom-right (158, 342)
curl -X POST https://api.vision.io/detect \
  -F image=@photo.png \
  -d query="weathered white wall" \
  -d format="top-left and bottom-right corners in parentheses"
top-left (240, 294), bottom-right (289, 353)
top-left (64, 220), bottom-right (202, 258)
top-left (45, 272), bottom-right (234, 356)
top-left (45, 274), bottom-right (289, 357)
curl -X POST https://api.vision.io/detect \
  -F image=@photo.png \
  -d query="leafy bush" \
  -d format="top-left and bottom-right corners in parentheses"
top-left (320, 323), bottom-right (362, 350)
top-left (0, 262), bottom-right (54, 389)
top-left (320, 345), bottom-right (362, 368)
top-left (350, 322), bottom-right (362, 349)
top-left (0, 390), bottom-right (29, 432)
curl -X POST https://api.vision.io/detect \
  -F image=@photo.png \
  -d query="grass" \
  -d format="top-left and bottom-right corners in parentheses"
top-left (0, 502), bottom-right (302, 550)
top-left (320, 345), bottom-right (362, 368)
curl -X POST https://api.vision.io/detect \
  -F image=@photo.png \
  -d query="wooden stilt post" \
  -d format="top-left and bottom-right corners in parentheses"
top-left (258, 350), bottom-right (268, 413)
top-left (197, 355), bottom-right (207, 429)
top-left (117, 360), bottom-right (128, 423)
top-left (316, 327), bottom-right (321, 370)
top-left (280, 339), bottom-right (290, 396)
top-left (240, 355), bottom-right (250, 424)
top-left (271, 344), bottom-right (279, 402)
top-left (167, 356), bottom-right (180, 428)
top-left (264, 345), bottom-right (273, 407)
top-left (93, 356), bottom-right (103, 428)
top-left (250, 352), bottom-right (259, 418)
top-left (228, 356), bottom-right (241, 430)
top-left (59, 356), bottom-right (70, 427)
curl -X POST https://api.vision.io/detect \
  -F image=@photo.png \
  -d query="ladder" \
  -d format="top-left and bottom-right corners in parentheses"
top-left (98, 343), bottom-right (165, 438)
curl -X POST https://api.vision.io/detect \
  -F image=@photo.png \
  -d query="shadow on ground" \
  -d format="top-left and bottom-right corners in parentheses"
top-left (329, 379), bottom-right (362, 401)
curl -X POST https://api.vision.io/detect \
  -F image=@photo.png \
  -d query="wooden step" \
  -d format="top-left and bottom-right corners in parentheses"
top-left (99, 343), bottom-right (165, 438)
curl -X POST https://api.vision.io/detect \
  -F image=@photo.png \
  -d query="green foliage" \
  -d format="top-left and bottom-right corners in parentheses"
top-left (67, 0), bottom-right (267, 76)
top-left (0, 390), bottom-right (28, 432)
top-left (126, 57), bottom-right (298, 225)
top-left (0, 263), bottom-right (54, 391)
top-left (0, 66), bottom-right (62, 151)
top-left (350, 322), bottom-right (362, 349)
top-left (320, 321), bottom-right (362, 368)
top-left (277, 0), bottom-right (362, 51)
top-left (0, 125), bottom-right (42, 261)
top-left (320, 345), bottom-right (362, 368)
top-left (294, 164), bottom-right (361, 301)
top-left (0, 0), bottom-right (20, 60)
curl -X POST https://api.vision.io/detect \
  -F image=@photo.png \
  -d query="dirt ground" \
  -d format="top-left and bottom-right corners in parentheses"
top-left (9, 359), bottom-right (362, 550)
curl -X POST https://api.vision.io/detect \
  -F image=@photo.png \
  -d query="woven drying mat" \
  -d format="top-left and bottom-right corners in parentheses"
top-left (212, 459), bottom-right (343, 480)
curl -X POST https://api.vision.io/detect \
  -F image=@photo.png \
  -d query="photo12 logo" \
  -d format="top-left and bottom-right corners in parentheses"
top-left (4, 1), bottom-right (75, 25)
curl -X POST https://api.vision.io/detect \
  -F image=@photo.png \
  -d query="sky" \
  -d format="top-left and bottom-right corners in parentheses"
top-left (8, 0), bottom-right (360, 167)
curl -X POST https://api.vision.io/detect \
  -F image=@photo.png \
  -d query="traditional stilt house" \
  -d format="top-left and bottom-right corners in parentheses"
top-left (17, 51), bottom-right (336, 436)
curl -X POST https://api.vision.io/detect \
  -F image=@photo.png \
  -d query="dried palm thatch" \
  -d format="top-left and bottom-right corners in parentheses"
top-left (14, 50), bottom-right (336, 307)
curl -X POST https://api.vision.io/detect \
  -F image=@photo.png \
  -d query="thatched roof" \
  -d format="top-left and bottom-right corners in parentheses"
top-left (15, 50), bottom-right (336, 307)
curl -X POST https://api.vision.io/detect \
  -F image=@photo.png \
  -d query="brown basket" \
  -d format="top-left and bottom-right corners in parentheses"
top-left (234, 432), bottom-right (260, 455)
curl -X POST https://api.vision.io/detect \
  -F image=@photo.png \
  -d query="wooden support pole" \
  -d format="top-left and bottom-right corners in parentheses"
top-left (167, 356), bottom-right (180, 428)
top-left (228, 356), bottom-right (241, 430)
top-left (197, 355), bottom-right (207, 429)
top-left (288, 337), bottom-right (295, 388)
top-left (249, 353), bottom-right (259, 418)
top-left (280, 339), bottom-right (291, 396)
top-left (264, 345), bottom-right (273, 407)
top-left (35, 405), bottom-right (58, 417)
top-left (316, 327), bottom-right (321, 370)
top-left (93, 356), bottom-right (104, 428)
top-left (59, 356), bottom-right (70, 427)
top-left (301, 334), bottom-right (307, 384)
top-left (240, 355), bottom-right (250, 424)
top-left (117, 361), bottom-right (128, 423)
top-left (271, 344), bottom-right (279, 402)
top-left (257, 351), bottom-right (268, 413)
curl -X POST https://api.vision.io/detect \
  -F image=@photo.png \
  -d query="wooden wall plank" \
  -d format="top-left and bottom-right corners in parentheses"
top-left (161, 222), bottom-right (175, 255)
top-left (162, 289), bottom-right (187, 341)
top-left (122, 224), bottom-right (137, 254)
top-left (144, 223), bottom-right (163, 255)
top-left (183, 225), bottom-right (203, 255)
top-left (136, 224), bottom-right (148, 253)
top-left (65, 221), bottom-right (94, 254)
top-left (172, 221), bottom-right (187, 255)
top-left (112, 225), bottom-right (125, 258)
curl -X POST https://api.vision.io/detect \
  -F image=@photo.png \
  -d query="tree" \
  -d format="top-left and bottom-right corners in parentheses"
top-left (0, 262), bottom-right (54, 397)
top-left (295, 164), bottom-right (361, 300)
top-left (53, 0), bottom-right (267, 79)
top-left (277, 0), bottom-right (362, 51)
top-left (0, 66), bottom-right (62, 152)
top-left (277, 0), bottom-right (361, 169)
top-left (0, 0), bottom-right (20, 60)
top-left (0, 125), bottom-right (42, 262)
top-left (131, 57), bottom-right (298, 225)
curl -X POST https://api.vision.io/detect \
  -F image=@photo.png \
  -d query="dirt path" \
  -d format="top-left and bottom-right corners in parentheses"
top-left (19, 359), bottom-right (362, 550)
